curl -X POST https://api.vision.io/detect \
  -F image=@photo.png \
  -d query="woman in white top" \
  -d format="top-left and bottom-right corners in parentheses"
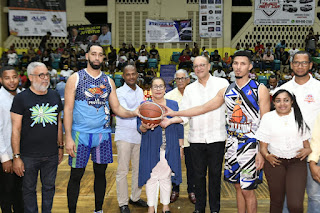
top-left (256, 89), bottom-right (311, 213)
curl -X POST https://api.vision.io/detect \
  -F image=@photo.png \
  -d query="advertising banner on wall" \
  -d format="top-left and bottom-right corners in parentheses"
top-left (146, 19), bottom-right (192, 43)
top-left (8, 0), bottom-right (67, 37)
top-left (199, 0), bottom-right (223, 38)
top-left (67, 24), bottom-right (112, 46)
top-left (254, 0), bottom-right (315, 25)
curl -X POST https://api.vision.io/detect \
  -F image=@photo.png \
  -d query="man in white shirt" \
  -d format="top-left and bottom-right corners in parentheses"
top-left (98, 25), bottom-right (112, 48)
top-left (288, 44), bottom-right (299, 62)
top-left (60, 65), bottom-right (74, 80)
top-left (7, 50), bottom-right (18, 66)
top-left (48, 65), bottom-right (58, 88)
top-left (163, 56), bottom-right (229, 213)
top-left (0, 66), bottom-right (23, 212)
top-left (279, 51), bottom-right (320, 213)
top-left (213, 67), bottom-right (226, 78)
top-left (115, 65), bottom-right (147, 213)
top-left (164, 69), bottom-right (196, 204)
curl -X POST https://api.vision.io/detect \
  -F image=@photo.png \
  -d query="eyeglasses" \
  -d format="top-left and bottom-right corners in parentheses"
top-left (29, 73), bottom-right (50, 79)
top-left (152, 85), bottom-right (165, 90)
top-left (175, 77), bottom-right (188, 82)
top-left (292, 61), bottom-right (310, 67)
top-left (193, 63), bottom-right (207, 70)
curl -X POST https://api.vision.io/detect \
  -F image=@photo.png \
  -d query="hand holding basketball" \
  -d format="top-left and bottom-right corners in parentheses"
top-left (141, 121), bottom-right (159, 131)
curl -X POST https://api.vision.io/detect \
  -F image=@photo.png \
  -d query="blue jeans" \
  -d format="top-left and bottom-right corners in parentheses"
top-left (22, 154), bottom-right (58, 213)
top-left (307, 161), bottom-right (320, 213)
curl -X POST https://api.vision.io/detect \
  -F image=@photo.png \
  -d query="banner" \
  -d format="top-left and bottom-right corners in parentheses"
top-left (199, 0), bottom-right (223, 38)
top-left (160, 65), bottom-right (176, 92)
top-left (67, 24), bottom-right (112, 46)
top-left (254, 0), bottom-right (315, 25)
top-left (9, 0), bottom-right (67, 37)
top-left (146, 19), bottom-right (192, 43)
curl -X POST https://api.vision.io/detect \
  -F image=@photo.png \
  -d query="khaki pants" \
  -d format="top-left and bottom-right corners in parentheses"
top-left (116, 140), bottom-right (142, 206)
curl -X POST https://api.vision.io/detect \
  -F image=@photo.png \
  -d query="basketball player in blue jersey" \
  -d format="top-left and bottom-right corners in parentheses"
top-left (64, 44), bottom-right (139, 213)
top-left (162, 51), bottom-right (270, 213)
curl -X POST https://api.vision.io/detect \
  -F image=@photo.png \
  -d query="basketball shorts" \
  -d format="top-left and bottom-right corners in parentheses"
top-left (224, 135), bottom-right (263, 190)
top-left (68, 130), bottom-right (113, 168)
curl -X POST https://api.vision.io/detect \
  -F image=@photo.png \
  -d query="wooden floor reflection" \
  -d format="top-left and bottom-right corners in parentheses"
top-left (33, 141), bottom-right (307, 213)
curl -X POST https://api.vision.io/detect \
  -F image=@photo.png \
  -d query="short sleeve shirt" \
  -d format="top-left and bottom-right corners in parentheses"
top-left (10, 88), bottom-right (63, 157)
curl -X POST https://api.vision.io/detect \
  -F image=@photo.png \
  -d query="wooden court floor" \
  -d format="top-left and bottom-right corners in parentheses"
top-left (27, 137), bottom-right (307, 213)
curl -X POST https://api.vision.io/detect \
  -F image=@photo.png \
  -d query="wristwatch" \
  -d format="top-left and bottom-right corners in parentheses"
top-left (13, 153), bottom-right (21, 159)
top-left (58, 145), bottom-right (64, 149)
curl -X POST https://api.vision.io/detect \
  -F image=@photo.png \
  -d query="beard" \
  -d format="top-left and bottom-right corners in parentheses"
top-left (293, 70), bottom-right (309, 78)
top-left (235, 75), bottom-right (244, 79)
top-left (89, 59), bottom-right (103, 70)
top-left (2, 84), bottom-right (18, 93)
top-left (33, 81), bottom-right (49, 92)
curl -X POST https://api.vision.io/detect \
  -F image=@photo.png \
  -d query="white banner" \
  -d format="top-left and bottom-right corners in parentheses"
top-left (9, 10), bottom-right (67, 37)
top-left (146, 19), bottom-right (192, 43)
top-left (254, 0), bottom-right (315, 25)
top-left (199, 0), bottom-right (223, 38)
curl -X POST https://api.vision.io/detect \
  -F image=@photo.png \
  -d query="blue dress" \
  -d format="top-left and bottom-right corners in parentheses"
top-left (138, 99), bottom-right (184, 187)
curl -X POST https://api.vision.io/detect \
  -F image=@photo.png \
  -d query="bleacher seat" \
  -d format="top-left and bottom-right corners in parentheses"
top-left (52, 58), bottom-right (60, 69)
top-left (274, 59), bottom-right (281, 71)
top-left (114, 73), bottom-right (123, 87)
top-left (257, 75), bottom-right (268, 86)
top-left (171, 52), bottom-right (180, 64)
top-left (148, 58), bottom-right (158, 70)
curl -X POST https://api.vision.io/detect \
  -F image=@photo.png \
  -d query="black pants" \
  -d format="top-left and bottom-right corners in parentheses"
top-left (190, 142), bottom-right (225, 213)
top-left (67, 163), bottom-right (108, 213)
top-left (0, 162), bottom-right (24, 213)
top-left (172, 146), bottom-right (196, 194)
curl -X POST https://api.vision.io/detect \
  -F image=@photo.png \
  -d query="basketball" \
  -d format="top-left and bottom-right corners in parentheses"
top-left (139, 102), bottom-right (164, 125)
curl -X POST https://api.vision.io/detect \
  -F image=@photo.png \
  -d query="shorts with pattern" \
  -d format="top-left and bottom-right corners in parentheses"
top-left (224, 135), bottom-right (263, 190)
top-left (68, 130), bottom-right (113, 168)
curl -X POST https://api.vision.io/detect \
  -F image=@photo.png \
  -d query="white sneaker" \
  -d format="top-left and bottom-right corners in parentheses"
top-left (94, 210), bottom-right (103, 213)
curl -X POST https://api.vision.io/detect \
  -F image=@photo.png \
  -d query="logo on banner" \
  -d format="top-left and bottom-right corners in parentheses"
top-left (257, 0), bottom-right (281, 17)
top-left (51, 15), bottom-right (62, 24)
top-left (13, 16), bottom-right (27, 22)
top-left (31, 16), bottom-right (47, 22)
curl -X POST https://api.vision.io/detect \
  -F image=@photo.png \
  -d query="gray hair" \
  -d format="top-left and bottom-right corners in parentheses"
top-left (174, 69), bottom-right (189, 78)
top-left (27, 62), bottom-right (47, 76)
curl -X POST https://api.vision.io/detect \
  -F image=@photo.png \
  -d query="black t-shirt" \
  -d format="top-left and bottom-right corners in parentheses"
top-left (210, 54), bottom-right (221, 62)
top-left (10, 88), bottom-right (63, 157)
top-left (150, 49), bottom-right (158, 56)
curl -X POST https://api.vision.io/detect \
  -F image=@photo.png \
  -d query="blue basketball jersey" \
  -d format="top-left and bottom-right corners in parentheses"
top-left (72, 69), bottom-right (112, 133)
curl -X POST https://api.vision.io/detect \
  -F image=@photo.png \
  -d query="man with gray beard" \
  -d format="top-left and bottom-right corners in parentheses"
top-left (11, 62), bottom-right (64, 213)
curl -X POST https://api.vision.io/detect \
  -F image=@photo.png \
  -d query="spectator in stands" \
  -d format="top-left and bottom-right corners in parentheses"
top-left (210, 50), bottom-right (222, 69)
top-left (108, 46), bottom-right (117, 73)
top-left (46, 43), bottom-right (54, 55)
top-left (39, 31), bottom-right (52, 53)
top-left (263, 50), bottom-right (275, 70)
top-left (70, 49), bottom-right (77, 68)
top-left (60, 50), bottom-right (70, 69)
top-left (18, 70), bottom-right (28, 88)
top-left (57, 42), bottom-right (65, 55)
top-left (118, 51), bottom-right (128, 71)
top-left (137, 51), bottom-right (148, 71)
top-left (76, 49), bottom-right (86, 70)
top-left (9, 44), bottom-right (16, 53)
top-left (275, 40), bottom-right (286, 58)
top-left (244, 43), bottom-right (254, 57)
top-left (119, 43), bottom-right (129, 55)
top-left (255, 41), bottom-right (264, 55)
top-left (288, 44), bottom-right (299, 62)
top-left (41, 50), bottom-right (52, 68)
top-left (7, 49), bottom-right (18, 66)
top-left (227, 67), bottom-right (235, 83)
top-left (128, 44), bottom-right (136, 54)
top-left (234, 43), bottom-right (243, 54)
top-left (139, 44), bottom-right (147, 56)
top-left (267, 75), bottom-right (279, 93)
top-left (305, 29), bottom-right (318, 53)
top-left (281, 67), bottom-right (292, 82)
top-left (203, 51), bottom-right (210, 61)
top-left (69, 28), bottom-right (82, 46)
top-left (55, 77), bottom-right (66, 108)
top-left (201, 46), bottom-right (208, 56)
top-left (79, 40), bottom-right (88, 52)
top-left (265, 43), bottom-right (274, 55)
top-left (20, 52), bottom-right (29, 69)
top-left (191, 42), bottom-right (200, 59)
top-left (249, 69), bottom-right (257, 80)
top-left (178, 51), bottom-right (192, 70)
top-left (314, 68), bottom-right (320, 80)
top-left (278, 47), bottom-right (290, 72)
top-left (222, 52), bottom-right (232, 69)
top-left (149, 44), bottom-right (159, 60)
top-left (181, 44), bottom-right (191, 56)
top-left (28, 49), bottom-right (38, 63)
top-left (51, 49), bottom-right (61, 63)
top-left (128, 51), bottom-right (138, 65)
top-left (213, 66), bottom-right (226, 78)
top-left (98, 25), bottom-right (111, 47)
top-left (60, 65), bottom-right (73, 80)
top-left (1, 51), bottom-right (8, 66)
top-left (144, 67), bottom-right (156, 85)
top-left (48, 65), bottom-right (58, 88)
